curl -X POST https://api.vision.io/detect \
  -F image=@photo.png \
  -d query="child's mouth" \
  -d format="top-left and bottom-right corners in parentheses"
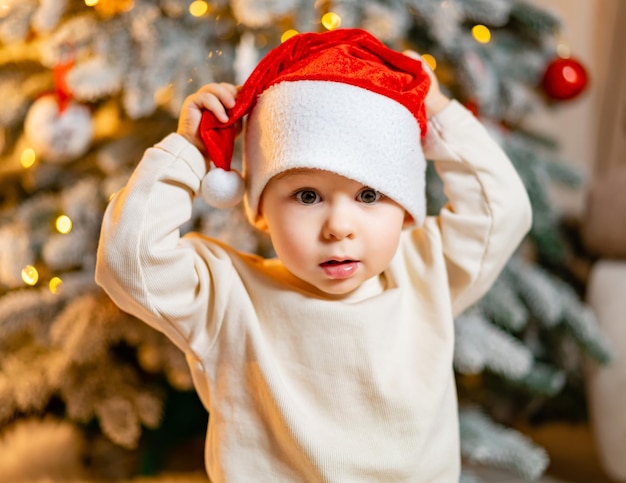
top-left (320, 259), bottom-right (359, 279)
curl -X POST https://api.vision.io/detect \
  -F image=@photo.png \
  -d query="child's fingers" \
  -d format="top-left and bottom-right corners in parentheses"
top-left (198, 83), bottom-right (238, 109)
top-left (403, 50), bottom-right (432, 72)
top-left (403, 49), bottom-right (437, 86)
top-left (223, 83), bottom-right (241, 97)
top-left (402, 50), bottom-right (450, 118)
top-left (196, 92), bottom-right (230, 123)
top-left (402, 49), bottom-right (420, 60)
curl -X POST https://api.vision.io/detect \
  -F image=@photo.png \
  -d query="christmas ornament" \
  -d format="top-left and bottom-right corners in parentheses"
top-left (541, 56), bottom-right (588, 101)
top-left (24, 58), bottom-right (93, 164)
top-left (24, 95), bottom-right (93, 164)
top-left (463, 99), bottom-right (479, 117)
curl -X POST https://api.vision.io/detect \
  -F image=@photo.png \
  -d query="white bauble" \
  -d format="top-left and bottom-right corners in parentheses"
top-left (24, 95), bottom-right (93, 164)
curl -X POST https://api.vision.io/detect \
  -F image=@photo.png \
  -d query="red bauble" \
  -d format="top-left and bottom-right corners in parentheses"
top-left (463, 99), bottom-right (479, 117)
top-left (541, 56), bottom-right (589, 101)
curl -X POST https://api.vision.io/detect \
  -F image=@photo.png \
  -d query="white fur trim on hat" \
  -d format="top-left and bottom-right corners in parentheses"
top-left (243, 80), bottom-right (426, 226)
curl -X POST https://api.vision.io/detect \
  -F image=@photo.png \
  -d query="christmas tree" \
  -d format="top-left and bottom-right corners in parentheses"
top-left (0, 0), bottom-right (611, 481)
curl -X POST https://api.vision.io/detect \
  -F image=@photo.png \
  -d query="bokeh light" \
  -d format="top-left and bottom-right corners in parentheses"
top-left (21, 265), bottom-right (39, 286)
top-left (421, 54), bottom-right (437, 71)
top-left (281, 29), bottom-right (299, 43)
top-left (321, 12), bottom-right (341, 31)
top-left (55, 215), bottom-right (73, 234)
top-left (471, 24), bottom-right (491, 44)
top-left (20, 148), bottom-right (36, 168)
top-left (189, 0), bottom-right (208, 17)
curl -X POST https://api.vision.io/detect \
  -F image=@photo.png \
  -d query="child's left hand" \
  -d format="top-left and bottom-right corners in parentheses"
top-left (177, 83), bottom-right (240, 155)
top-left (403, 50), bottom-right (450, 119)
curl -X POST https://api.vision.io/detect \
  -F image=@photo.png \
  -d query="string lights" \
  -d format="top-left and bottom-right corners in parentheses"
top-left (21, 265), bottom-right (39, 286)
top-left (20, 148), bottom-right (36, 169)
top-left (471, 24), bottom-right (491, 44)
top-left (281, 29), bottom-right (299, 43)
top-left (321, 12), bottom-right (341, 31)
top-left (189, 0), bottom-right (209, 17)
top-left (55, 215), bottom-right (73, 235)
top-left (49, 276), bottom-right (63, 294)
top-left (421, 53), bottom-right (437, 72)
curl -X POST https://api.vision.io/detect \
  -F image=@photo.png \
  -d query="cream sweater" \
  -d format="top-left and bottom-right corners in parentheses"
top-left (96, 101), bottom-right (532, 482)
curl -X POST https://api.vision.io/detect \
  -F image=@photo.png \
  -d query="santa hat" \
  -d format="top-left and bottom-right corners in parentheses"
top-left (199, 28), bottom-right (431, 226)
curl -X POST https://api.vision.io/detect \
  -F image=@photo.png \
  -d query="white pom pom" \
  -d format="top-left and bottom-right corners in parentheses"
top-left (201, 167), bottom-right (245, 208)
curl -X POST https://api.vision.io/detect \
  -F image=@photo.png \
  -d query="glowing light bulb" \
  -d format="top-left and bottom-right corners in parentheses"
top-left (421, 54), bottom-right (437, 71)
top-left (55, 215), bottom-right (73, 234)
top-left (189, 0), bottom-right (208, 17)
top-left (321, 12), bottom-right (341, 31)
top-left (85, 0), bottom-right (98, 6)
top-left (21, 265), bottom-right (39, 286)
top-left (20, 148), bottom-right (36, 168)
top-left (281, 29), bottom-right (299, 43)
top-left (471, 24), bottom-right (491, 44)
top-left (49, 276), bottom-right (63, 294)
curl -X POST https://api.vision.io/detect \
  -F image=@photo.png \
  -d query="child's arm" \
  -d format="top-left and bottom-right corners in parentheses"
top-left (95, 84), bottom-right (239, 353)
top-left (407, 53), bottom-right (532, 316)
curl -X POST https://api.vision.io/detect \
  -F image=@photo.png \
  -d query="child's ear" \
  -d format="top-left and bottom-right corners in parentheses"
top-left (254, 213), bottom-right (269, 232)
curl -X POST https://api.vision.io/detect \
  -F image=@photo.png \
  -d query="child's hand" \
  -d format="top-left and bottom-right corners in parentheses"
top-left (403, 50), bottom-right (450, 119)
top-left (177, 83), bottom-right (240, 154)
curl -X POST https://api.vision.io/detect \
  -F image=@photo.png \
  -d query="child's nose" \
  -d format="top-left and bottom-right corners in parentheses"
top-left (321, 202), bottom-right (355, 240)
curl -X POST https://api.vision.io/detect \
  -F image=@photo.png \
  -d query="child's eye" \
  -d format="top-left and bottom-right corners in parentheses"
top-left (294, 189), bottom-right (321, 205)
top-left (357, 188), bottom-right (382, 204)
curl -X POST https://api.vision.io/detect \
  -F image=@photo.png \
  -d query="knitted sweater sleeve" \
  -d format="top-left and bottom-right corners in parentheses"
top-left (95, 133), bottom-right (229, 355)
top-left (420, 101), bottom-right (532, 316)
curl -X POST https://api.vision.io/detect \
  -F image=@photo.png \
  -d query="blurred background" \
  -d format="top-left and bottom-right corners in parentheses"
top-left (0, 0), bottom-right (625, 482)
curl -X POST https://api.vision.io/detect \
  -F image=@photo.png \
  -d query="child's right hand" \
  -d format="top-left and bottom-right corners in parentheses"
top-left (177, 83), bottom-right (240, 155)
top-left (403, 50), bottom-right (450, 119)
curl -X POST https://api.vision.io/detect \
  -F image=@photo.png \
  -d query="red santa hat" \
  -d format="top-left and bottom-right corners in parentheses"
top-left (199, 28), bottom-right (431, 226)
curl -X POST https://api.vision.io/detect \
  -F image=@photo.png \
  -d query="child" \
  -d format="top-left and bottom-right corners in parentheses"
top-left (96, 28), bottom-right (532, 482)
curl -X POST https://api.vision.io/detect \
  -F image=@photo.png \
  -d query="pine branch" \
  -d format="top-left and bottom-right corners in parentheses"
top-left (506, 259), bottom-right (563, 329)
top-left (478, 271), bottom-right (529, 332)
top-left (460, 408), bottom-right (549, 481)
top-left (454, 312), bottom-right (533, 379)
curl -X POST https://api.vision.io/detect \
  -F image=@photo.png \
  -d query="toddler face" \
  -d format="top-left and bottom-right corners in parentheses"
top-left (259, 169), bottom-right (409, 296)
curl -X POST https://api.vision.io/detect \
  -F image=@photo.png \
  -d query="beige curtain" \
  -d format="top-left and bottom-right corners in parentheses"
top-left (582, 0), bottom-right (626, 257)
